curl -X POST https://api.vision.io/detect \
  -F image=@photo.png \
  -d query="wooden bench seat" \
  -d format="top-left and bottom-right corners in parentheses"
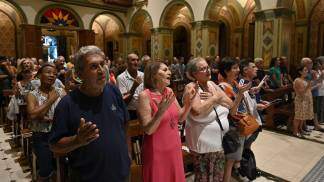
top-left (262, 86), bottom-right (294, 129)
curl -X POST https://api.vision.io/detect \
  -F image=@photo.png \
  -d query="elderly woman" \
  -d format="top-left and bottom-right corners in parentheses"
top-left (218, 57), bottom-right (250, 182)
top-left (7, 69), bottom-right (34, 121)
top-left (185, 57), bottom-right (233, 181)
top-left (26, 63), bottom-right (66, 181)
top-left (137, 61), bottom-right (196, 182)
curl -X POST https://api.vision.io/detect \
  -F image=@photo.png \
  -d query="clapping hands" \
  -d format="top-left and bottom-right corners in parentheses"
top-left (153, 91), bottom-right (176, 116)
top-left (75, 118), bottom-right (100, 147)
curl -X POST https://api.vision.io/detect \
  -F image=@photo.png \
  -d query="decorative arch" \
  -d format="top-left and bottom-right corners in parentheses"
top-left (129, 9), bottom-right (153, 33)
top-left (0, 0), bottom-right (27, 27)
top-left (307, 0), bottom-right (324, 57)
top-left (242, 3), bottom-right (256, 58)
top-left (0, 0), bottom-right (27, 57)
top-left (35, 4), bottom-right (84, 28)
top-left (294, 0), bottom-right (306, 20)
top-left (159, 0), bottom-right (195, 28)
top-left (204, 0), bottom-right (226, 20)
top-left (89, 11), bottom-right (126, 31)
top-left (227, 4), bottom-right (241, 27)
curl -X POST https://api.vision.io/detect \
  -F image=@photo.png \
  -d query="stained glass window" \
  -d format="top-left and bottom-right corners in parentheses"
top-left (40, 8), bottom-right (79, 27)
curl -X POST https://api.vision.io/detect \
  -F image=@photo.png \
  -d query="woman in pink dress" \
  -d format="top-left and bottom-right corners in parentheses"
top-left (138, 62), bottom-right (196, 182)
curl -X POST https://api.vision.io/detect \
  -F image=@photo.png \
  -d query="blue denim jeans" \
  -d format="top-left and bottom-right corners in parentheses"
top-left (32, 132), bottom-right (55, 178)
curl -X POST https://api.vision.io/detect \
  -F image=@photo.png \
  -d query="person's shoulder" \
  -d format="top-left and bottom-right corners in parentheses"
top-left (138, 70), bottom-right (144, 76)
top-left (116, 70), bottom-right (127, 80)
top-left (105, 83), bottom-right (122, 96)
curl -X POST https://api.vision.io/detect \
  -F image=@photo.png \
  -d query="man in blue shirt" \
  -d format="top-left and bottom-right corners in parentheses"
top-left (49, 46), bottom-right (130, 182)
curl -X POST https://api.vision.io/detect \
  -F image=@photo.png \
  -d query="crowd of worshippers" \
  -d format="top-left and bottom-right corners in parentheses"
top-left (0, 46), bottom-right (324, 182)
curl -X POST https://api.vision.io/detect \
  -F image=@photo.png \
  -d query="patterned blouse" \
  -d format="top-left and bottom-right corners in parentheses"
top-left (29, 87), bottom-right (64, 132)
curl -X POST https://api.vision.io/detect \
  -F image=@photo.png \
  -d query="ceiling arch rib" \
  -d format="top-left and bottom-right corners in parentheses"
top-left (160, 1), bottom-right (194, 29)
top-left (129, 9), bottom-right (153, 39)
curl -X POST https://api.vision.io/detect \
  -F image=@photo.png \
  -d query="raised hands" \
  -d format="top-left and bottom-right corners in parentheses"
top-left (131, 76), bottom-right (143, 92)
top-left (237, 82), bottom-right (252, 94)
top-left (153, 91), bottom-right (176, 116)
top-left (183, 84), bottom-right (197, 106)
top-left (48, 88), bottom-right (60, 101)
top-left (75, 118), bottom-right (100, 147)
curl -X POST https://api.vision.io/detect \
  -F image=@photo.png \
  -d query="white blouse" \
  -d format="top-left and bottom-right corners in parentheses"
top-left (185, 101), bottom-right (230, 154)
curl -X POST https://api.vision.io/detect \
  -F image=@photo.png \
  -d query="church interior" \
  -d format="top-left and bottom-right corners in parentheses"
top-left (0, 0), bottom-right (324, 182)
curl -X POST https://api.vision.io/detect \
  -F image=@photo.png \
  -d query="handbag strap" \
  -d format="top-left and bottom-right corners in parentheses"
top-left (213, 107), bottom-right (223, 131)
top-left (242, 92), bottom-right (252, 115)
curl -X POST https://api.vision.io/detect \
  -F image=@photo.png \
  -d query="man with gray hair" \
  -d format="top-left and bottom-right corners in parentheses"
top-left (50, 45), bottom-right (130, 181)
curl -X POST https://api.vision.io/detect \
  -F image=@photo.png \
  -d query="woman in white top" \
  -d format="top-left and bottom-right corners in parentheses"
top-left (185, 57), bottom-right (233, 182)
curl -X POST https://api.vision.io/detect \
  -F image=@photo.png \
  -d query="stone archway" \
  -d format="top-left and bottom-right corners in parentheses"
top-left (0, 0), bottom-right (26, 57)
top-left (158, 0), bottom-right (194, 62)
top-left (308, 0), bottom-right (324, 57)
top-left (129, 9), bottom-right (153, 56)
top-left (91, 13), bottom-right (125, 61)
top-left (242, 0), bottom-right (256, 58)
top-left (204, 0), bottom-right (247, 58)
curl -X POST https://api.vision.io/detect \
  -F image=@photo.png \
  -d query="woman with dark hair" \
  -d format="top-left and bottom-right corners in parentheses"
top-left (137, 61), bottom-right (196, 182)
top-left (26, 63), bottom-right (66, 181)
top-left (218, 57), bottom-right (251, 182)
top-left (268, 57), bottom-right (282, 88)
top-left (293, 65), bottom-right (315, 137)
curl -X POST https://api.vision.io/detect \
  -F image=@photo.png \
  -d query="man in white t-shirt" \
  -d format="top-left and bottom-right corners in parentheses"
top-left (117, 53), bottom-right (144, 119)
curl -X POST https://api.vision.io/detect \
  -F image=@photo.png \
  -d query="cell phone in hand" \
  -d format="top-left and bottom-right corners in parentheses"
top-left (269, 98), bottom-right (282, 105)
top-left (257, 75), bottom-right (269, 89)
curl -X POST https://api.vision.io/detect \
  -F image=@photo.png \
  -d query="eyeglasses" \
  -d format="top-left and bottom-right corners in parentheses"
top-left (197, 66), bottom-right (210, 72)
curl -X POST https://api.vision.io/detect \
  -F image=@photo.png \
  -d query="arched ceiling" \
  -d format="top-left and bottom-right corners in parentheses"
top-left (92, 14), bottom-right (124, 39)
top-left (0, 0), bottom-right (26, 27)
top-left (130, 10), bottom-right (152, 38)
top-left (206, 0), bottom-right (255, 27)
top-left (161, 4), bottom-right (193, 28)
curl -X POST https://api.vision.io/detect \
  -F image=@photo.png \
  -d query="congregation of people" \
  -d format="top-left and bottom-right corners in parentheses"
top-left (0, 46), bottom-right (324, 182)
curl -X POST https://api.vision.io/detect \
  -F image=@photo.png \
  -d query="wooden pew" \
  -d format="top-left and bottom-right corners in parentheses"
top-left (262, 86), bottom-right (294, 129)
top-left (127, 119), bottom-right (144, 182)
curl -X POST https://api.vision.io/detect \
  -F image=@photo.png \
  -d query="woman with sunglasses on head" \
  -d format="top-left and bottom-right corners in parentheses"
top-left (185, 57), bottom-right (234, 182)
top-left (137, 61), bottom-right (196, 182)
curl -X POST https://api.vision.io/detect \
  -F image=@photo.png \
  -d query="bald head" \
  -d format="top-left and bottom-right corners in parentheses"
top-left (301, 57), bottom-right (313, 70)
top-left (127, 53), bottom-right (139, 71)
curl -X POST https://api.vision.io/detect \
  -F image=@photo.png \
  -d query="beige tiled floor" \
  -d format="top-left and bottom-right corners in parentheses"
top-left (252, 130), bottom-right (324, 182)
top-left (0, 127), bottom-right (323, 182)
top-left (0, 128), bottom-right (31, 181)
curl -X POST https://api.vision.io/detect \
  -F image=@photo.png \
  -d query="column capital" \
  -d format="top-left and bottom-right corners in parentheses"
top-left (295, 19), bottom-right (308, 26)
top-left (151, 27), bottom-right (173, 34)
top-left (191, 20), bottom-right (219, 28)
top-left (255, 8), bottom-right (294, 21)
top-left (120, 32), bottom-right (142, 37)
top-left (234, 27), bottom-right (244, 33)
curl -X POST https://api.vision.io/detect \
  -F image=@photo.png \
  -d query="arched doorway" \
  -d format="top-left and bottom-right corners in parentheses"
top-left (36, 5), bottom-right (83, 61)
top-left (308, 0), bottom-right (324, 57)
top-left (219, 21), bottom-right (228, 58)
top-left (91, 13), bottom-right (125, 61)
top-left (0, 0), bottom-right (26, 57)
top-left (159, 1), bottom-right (194, 62)
top-left (129, 10), bottom-right (153, 56)
top-left (173, 26), bottom-right (189, 60)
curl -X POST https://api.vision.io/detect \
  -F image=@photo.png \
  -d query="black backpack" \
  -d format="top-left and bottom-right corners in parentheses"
top-left (239, 148), bottom-right (257, 180)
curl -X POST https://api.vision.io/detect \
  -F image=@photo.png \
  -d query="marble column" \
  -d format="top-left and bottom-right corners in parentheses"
top-left (150, 27), bottom-right (173, 62)
top-left (121, 32), bottom-right (142, 58)
top-left (254, 8), bottom-right (293, 68)
top-left (191, 20), bottom-right (219, 58)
